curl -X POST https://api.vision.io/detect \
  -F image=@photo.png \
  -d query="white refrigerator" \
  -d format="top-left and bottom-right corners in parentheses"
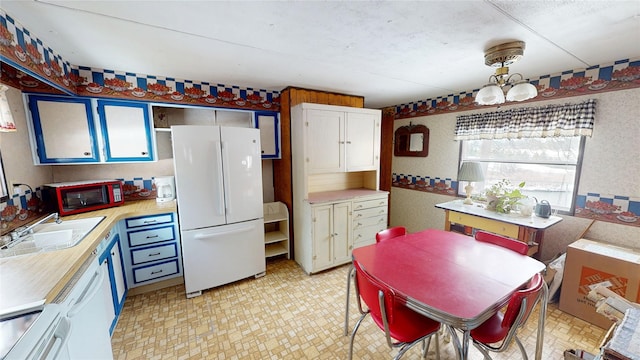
top-left (172, 125), bottom-right (265, 298)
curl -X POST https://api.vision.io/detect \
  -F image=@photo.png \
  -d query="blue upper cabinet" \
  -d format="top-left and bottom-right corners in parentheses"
top-left (28, 94), bottom-right (100, 163)
top-left (26, 94), bottom-right (155, 164)
top-left (97, 100), bottom-right (154, 162)
top-left (254, 111), bottom-right (280, 159)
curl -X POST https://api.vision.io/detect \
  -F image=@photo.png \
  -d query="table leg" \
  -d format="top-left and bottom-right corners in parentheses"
top-left (535, 281), bottom-right (549, 360)
top-left (446, 325), bottom-right (470, 360)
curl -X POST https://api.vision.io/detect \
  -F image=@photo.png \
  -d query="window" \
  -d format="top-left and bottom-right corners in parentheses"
top-left (459, 136), bottom-right (585, 213)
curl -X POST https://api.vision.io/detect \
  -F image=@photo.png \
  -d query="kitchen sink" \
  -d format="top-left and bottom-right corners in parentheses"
top-left (0, 216), bottom-right (105, 258)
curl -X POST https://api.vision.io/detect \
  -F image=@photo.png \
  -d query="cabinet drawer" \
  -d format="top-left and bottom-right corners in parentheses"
top-left (449, 211), bottom-right (519, 238)
top-left (128, 225), bottom-right (176, 247)
top-left (352, 197), bottom-right (388, 210)
top-left (132, 259), bottom-right (179, 284)
top-left (353, 206), bottom-right (387, 219)
top-left (353, 224), bottom-right (386, 248)
top-left (126, 213), bottom-right (174, 229)
top-left (353, 214), bottom-right (387, 230)
top-left (131, 243), bottom-right (178, 265)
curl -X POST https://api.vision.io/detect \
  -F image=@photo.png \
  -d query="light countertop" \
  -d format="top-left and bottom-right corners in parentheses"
top-left (436, 199), bottom-right (563, 229)
top-left (0, 200), bottom-right (177, 313)
top-left (307, 189), bottom-right (388, 204)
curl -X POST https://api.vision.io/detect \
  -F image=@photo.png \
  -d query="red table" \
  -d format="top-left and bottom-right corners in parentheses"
top-left (351, 228), bottom-right (548, 360)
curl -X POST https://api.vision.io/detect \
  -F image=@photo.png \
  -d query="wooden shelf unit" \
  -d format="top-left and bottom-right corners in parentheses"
top-left (263, 202), bottom-right (290, 259)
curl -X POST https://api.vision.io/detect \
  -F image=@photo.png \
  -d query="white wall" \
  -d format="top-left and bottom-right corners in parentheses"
top-left (389, 88), bottom-right (640, 260)
top-left (0, 87), bottom-right (52, 192)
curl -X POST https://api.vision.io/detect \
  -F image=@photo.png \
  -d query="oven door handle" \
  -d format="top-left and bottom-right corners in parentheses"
top-left (67, 265), bottom-right (105, 318)
top-left (41, 317), bottom-right (71, 360)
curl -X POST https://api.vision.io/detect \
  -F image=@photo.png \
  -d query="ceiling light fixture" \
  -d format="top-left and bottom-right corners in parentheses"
top-left (475, 41), bottom-right (538, 106)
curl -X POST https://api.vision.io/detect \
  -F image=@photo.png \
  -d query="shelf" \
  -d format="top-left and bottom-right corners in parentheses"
top-left (263, 201), bottom-right (289, 259)
top-left (265, 213), bottom-right (287, 223)
top-left (265, 230), bottom-right (287, 244)
top-left (266, 243), bottom-right (288, 258)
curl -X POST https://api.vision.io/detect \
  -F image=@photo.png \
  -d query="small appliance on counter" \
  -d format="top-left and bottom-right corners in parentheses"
top-left (153, 176), bottom-right (175, 203)
top-left (42, 180), bottom-right (124, 216)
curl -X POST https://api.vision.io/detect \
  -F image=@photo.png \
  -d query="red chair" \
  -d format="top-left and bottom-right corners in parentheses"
top-left (470, 273), bottom-right (544, 359)
top-left (375, 226), bottom-right (407, 243)
top-left (349, 260), bottom-right (441, 360)
top-left (474, 230), bottom-right (528, 255)
top-left (345, 226), bottom-right (407, 336)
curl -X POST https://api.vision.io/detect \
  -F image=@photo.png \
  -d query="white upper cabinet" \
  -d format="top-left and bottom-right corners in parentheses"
top-left (297, 103), bottom-right (381, 174)
top-left (255, 111), bottom-right (280, 159)
top-left (97, 100), bottom-right (154, 162)
top-left (306, 109), bottom-right (344, 173)
top-left (345, 111), bottom-right (380, 171)
top-left (27, 95), bottom-right (100, 163)
top-left (26, 94), bottom-right (155, 164)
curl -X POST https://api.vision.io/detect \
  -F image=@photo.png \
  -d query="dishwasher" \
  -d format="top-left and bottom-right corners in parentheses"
top-left (58, 253), bottom-right (113, 359)
top-left (1, 302), bottom-right (70, 360)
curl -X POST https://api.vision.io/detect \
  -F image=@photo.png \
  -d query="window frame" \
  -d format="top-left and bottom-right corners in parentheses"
top-left (458, 136), bottom-right (586, 215)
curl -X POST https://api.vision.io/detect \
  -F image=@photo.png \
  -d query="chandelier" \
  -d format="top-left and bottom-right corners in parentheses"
top-left (475, 41), bottom-right (538, 106)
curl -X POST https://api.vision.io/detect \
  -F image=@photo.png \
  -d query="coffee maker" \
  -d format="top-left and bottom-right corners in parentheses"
top-left (154, 176), bottom-right (175, 203)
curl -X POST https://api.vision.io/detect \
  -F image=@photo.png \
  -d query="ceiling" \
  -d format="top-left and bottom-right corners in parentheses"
top-left (1, 1), bottom-right (639, 109)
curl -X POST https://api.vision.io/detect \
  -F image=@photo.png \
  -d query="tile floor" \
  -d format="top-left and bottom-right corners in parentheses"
top-left (111, 258), bottom-right (606, 359)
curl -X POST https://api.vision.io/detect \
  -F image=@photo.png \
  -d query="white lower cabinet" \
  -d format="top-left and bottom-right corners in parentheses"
top-left (98, 229), bottom-right (127, 335)
top-left (295, 193), bottom-right (388, 274)
top-left (120, 212), bottom-right (182, 287)
top-left (311, 201), bottom-right (352, 272)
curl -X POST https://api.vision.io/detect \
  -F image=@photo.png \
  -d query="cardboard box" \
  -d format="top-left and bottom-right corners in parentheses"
top-left (559, 239), bottom-right (640, 329)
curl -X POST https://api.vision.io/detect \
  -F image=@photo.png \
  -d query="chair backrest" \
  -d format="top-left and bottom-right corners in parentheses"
top-left (375, 226), bottom-right (407, 243)
top-left (474, 230), bottom-right (528, 255)
top-left (353, 260), bottom-right (396, 325)
top-left (501, 273), bottom-right (544, 335)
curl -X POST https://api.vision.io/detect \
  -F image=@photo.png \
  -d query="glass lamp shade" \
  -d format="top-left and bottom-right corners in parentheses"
top-left (475, 84), bottom-right (505, 105)
top-left (506, 80), bottom-right (538, 102)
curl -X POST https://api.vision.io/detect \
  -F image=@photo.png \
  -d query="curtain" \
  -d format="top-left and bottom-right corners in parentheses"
top-left (0, 84), bottom-right (17, 132)
top-left (454, 99), bottom-right (596, 140)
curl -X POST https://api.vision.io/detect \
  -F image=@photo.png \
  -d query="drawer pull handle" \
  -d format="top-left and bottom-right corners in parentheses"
top-left (146, 235), bottom-right (159, 239)
top-left (151, 269), bottom-right (163, 275)
top-left (149, 252), bottom-right (161, 256)
top-left (143, 220), bottom-right (158, 224)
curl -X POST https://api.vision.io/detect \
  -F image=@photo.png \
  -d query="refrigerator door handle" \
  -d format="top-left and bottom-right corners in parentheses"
top-left (193, 225), bottom-right (255, 239)
top-left (221, 140), bottom-right (232, 216)
top-left (213, 140), bottom-right (225, 216)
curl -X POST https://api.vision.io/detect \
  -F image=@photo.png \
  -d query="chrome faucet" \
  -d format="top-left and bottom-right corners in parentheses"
top-left (10, 213), bottom-right (61, 241)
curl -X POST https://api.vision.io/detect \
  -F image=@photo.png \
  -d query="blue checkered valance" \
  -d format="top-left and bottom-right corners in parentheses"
top-left (454, 99), bottom-right (596, 140)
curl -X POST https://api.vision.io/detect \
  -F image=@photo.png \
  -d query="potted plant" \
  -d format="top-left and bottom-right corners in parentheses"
top-left (484, 179), bottom-right (526, 214)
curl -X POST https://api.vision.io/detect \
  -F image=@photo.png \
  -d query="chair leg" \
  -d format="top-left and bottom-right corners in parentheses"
top-left (472, 341), bottom-right (493, 360)
top-left (434, 331), bottom-right (440, 360)
top-left (514, 336), bottom-right (529, 360)
top-left (348, 311), bottom-right (368, 360)
top-left (344, 265), bottom-right (355, 336)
